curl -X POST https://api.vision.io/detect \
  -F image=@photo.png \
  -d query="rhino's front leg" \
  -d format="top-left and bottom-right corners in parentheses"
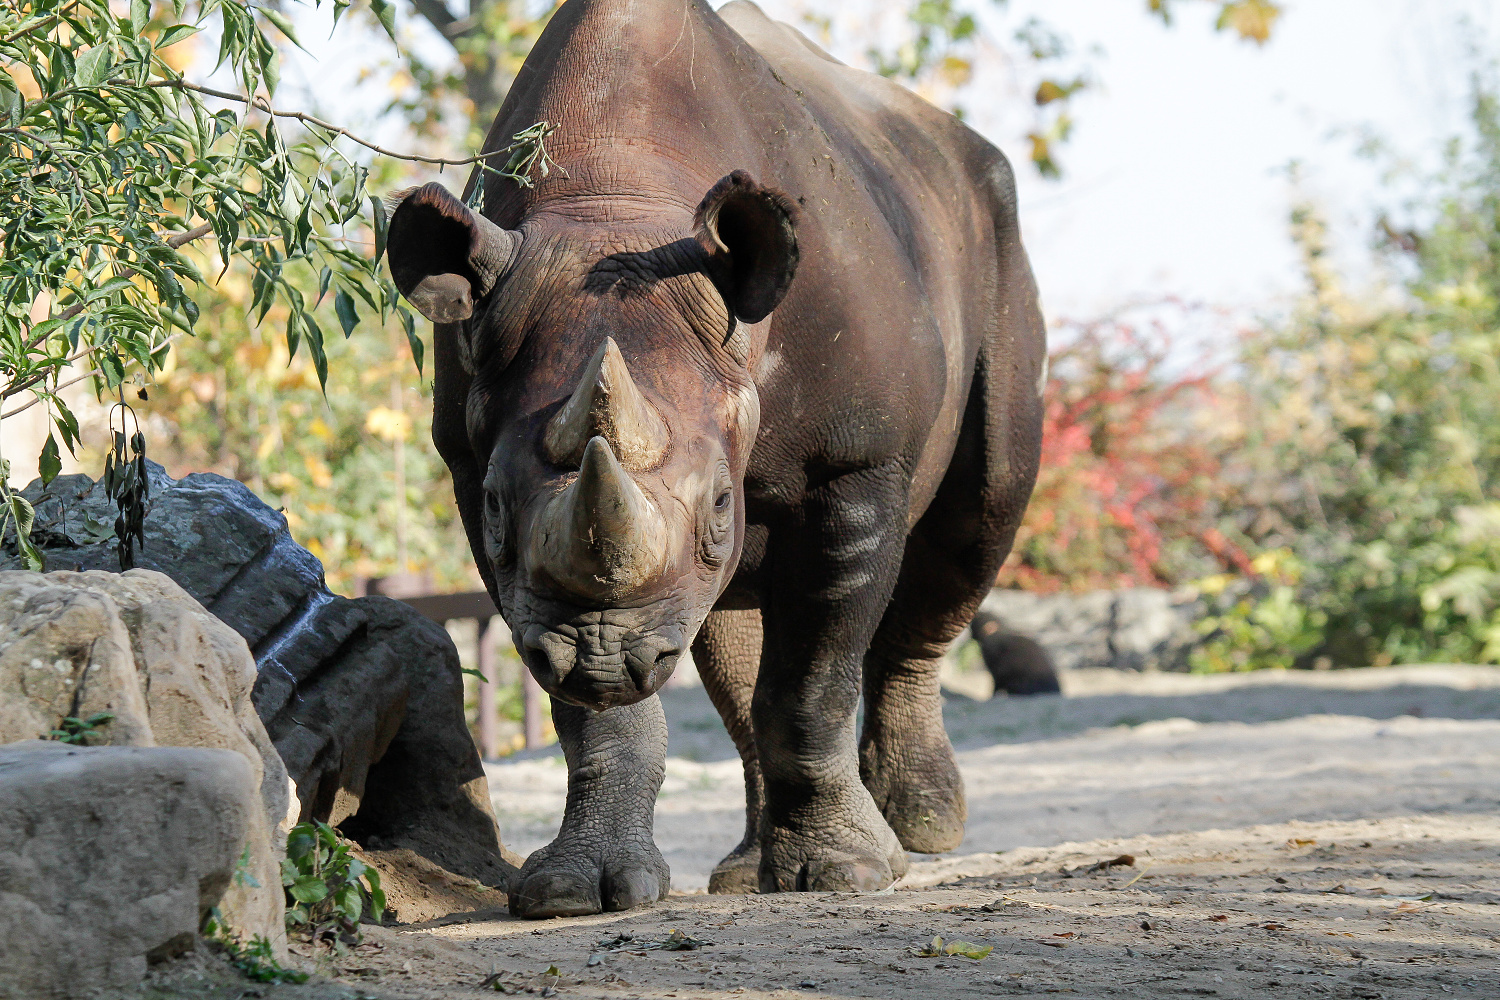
top-left (508, 696), bottom-right (670, 918)
top-left (754, 472), bottom-right (910, 892)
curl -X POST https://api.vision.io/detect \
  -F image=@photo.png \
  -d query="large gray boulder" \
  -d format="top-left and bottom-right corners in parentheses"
top-left (12, 464), bottom-right (516, 889)
top-left (0, 570), bottom-right (287, 950)
top-left (0, 743), bottom-right (267, 999)
top-left (978, 587), bottom-right (1202, 672)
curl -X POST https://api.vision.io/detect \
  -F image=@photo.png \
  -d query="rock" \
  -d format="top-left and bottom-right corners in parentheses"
top-left (0, 569), bottom-right (286, 950)
top-left (0, 743), bottom-right (269, 999)
top-left (978, 587), bottom-right (1201, 673)
top-left (12, 464), bottom-right (516, 891)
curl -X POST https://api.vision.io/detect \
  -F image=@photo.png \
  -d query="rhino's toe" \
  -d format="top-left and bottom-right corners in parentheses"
top-left (880, 785), bottom-right (966, 854)
top-left (707, 845), bottom-right (761, 894)
top-left (510, 868), bottom-right (603, 919)
top-left (603, 863), bottom-right (669, 912)
top-left (509, 843), bottom-right (669, 919)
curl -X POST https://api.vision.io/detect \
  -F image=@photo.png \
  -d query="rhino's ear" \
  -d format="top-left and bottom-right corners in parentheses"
top-left (694, 171), bottom-right (800, 325)
top-left (385, 182), bottom-right (521, 324)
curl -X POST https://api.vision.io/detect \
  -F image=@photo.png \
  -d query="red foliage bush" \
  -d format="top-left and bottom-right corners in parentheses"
top-left (998, 301), bottom-right (1255, 592)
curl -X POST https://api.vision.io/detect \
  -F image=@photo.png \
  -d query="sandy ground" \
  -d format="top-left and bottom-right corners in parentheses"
top-left (141, 665), bottom-right (1500, 1000)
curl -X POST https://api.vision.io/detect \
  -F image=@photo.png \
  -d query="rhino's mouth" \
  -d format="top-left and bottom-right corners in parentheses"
top-left (519, 616), bottom-right (685, 709)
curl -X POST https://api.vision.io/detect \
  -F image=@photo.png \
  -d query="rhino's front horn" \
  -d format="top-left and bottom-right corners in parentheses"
top-left (543, 338), bottom-right (669, 471)
top-left (532, 436), bottom-right (670, 601)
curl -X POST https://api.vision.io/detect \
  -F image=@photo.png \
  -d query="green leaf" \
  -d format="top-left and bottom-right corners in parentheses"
top-left (53, 400), bottom-right (81, 456)
top-left (260, 8), bottom-right (304, 49)
top-left (460, 666), bottom-right (486, 681)
top-left (130, 0), bottom-right (150, 36)
top-left (156, 23), bottom-right (201, 49)
top-left (334, 883), bottom-right (363, 921)
top-left (400, 307), bottom-right (423, 374)
top-left (288, 875), bottom-right (329, 904)
top-left (74, 45), bottom-right (113, 88)
top-left (97, 353), bottom-right (126, 390)
top-left (38, 434), bottom-right (61, 486)
top-left (334, 289), bottom-right (358, 338)
top-left (369, 0), bottom-right (397, 41)
top-left (370, 194), bottom-right (389, 262)
top-left (303, 313), bottom-right (328, 388)
top-left (7, 494), bottom-right (41, 570)
top-left (316, 266), bottom-right (333, 306)
top-left (286, 827), bottom-right (317, 862)
top-left (365, 867), bottom-right (385, 917)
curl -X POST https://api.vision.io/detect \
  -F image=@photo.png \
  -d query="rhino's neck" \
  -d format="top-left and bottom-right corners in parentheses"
top-left (476, 0), bottom-right (772, 226)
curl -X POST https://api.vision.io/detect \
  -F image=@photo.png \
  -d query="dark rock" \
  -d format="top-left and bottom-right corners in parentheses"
top-left (978, 587), bottom-right (1203, 673)
top-left (9, 464), bottom-right (516, 890)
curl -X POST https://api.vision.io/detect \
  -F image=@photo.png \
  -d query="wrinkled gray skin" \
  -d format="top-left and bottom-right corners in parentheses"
top-left (385, 0), bottom-right (1045, 918)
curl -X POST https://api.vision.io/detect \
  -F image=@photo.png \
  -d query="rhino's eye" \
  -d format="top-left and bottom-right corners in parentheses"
top-left (482, 487), bottom-right (512, 566)
top-left (700, 462), bottom-right (734, 567)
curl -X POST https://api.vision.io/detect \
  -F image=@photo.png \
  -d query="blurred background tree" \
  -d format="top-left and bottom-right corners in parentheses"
top-left (1192, 78), bottom-right (1500, 670)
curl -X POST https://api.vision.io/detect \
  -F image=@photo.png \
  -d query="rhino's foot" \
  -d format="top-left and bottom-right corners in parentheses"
top-left (707, 843), bottom-right (761, 894)
top-left (508, 837), bottom-right (669, 919)
top-left (861, 717), bottom-right (966, 854)
top-left (758, 789), bottom-right (908, 893)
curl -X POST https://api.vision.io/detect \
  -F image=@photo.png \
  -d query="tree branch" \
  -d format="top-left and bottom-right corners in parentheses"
top-left (148, 79), bottom-right (499, 168)
top-left (0, 334), bottom-right (185, 421)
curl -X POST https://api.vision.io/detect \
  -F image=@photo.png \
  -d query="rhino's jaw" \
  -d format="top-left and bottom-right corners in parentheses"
top-left (518, 610), bottom-right (689, 709)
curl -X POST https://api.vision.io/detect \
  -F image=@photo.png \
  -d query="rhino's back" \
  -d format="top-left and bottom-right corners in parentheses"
top-left (721, 2), bottom-right (1017, 507)
top-left (720, 0), bottom-right (1013, 251)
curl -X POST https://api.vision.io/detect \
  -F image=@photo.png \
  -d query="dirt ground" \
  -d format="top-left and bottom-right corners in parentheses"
top-left (139, 665), bottom-right (1500, 1000)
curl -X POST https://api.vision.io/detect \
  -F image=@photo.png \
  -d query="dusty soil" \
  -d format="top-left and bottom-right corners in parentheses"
top-left (138, 666), bottom-right (1500, 1000)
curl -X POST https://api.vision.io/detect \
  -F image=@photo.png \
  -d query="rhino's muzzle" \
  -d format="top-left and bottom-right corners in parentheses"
top-left (522, 622), bottom-right (682, 708)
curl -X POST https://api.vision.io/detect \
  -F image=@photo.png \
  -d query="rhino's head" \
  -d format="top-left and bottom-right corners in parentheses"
top-left (385, 172), bottom-right (797, 709)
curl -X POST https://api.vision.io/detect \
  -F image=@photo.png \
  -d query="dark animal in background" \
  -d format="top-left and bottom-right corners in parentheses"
top-left (969, 609), bottom-right (1061, 696)
top-left (385, 0), bottom-right (1046, 917)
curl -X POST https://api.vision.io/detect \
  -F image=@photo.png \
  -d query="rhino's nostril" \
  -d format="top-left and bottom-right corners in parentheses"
top-left (522, 624), bottom-right (576, 686)
top-left (624, 639), bottom-right (681, 691)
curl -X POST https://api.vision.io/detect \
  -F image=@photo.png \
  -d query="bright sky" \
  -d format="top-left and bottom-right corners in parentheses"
top-left (282, 0), bottom-right (1500, 318)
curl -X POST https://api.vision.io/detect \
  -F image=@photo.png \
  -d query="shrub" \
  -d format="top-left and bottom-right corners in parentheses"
top-left (999, 301), bottom-right (1254, 592)
top-left (281, 820), bottom-right (386, 953)
top-left (1193, 78), bottom-right (1500, 668)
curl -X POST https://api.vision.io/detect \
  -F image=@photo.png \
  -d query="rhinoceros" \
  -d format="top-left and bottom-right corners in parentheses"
top-left (384, 0), bottom-right (1045, 917)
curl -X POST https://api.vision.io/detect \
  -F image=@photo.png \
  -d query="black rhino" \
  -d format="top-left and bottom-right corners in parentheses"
top-left (385, 0), bottom-right (1045, 917)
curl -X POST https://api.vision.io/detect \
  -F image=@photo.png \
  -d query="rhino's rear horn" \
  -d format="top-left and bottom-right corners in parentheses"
top-left (532, 436), bottom-right (670, 601)
top-left (543, 338), bottom-right (669, 471)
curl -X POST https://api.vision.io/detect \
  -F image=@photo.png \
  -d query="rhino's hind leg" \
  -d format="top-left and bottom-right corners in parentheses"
top-left (508, 697), bottom-right (670, 918)
top-left (691, 607), bottom-right (766, 894)
top-left (861, 325), bottom-right (1041, 854)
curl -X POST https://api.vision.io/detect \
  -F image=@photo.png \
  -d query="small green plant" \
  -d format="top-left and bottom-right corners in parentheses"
top-left (281, 820), bottom-right (385, 953)
top-left (202, 908), bottom-right (308, 985)
top-left (47, 712), bottom-right (114, 745)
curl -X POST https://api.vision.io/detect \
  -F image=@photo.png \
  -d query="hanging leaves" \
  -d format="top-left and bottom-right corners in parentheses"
top-left (0, 0), bottom-right (408, 500)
